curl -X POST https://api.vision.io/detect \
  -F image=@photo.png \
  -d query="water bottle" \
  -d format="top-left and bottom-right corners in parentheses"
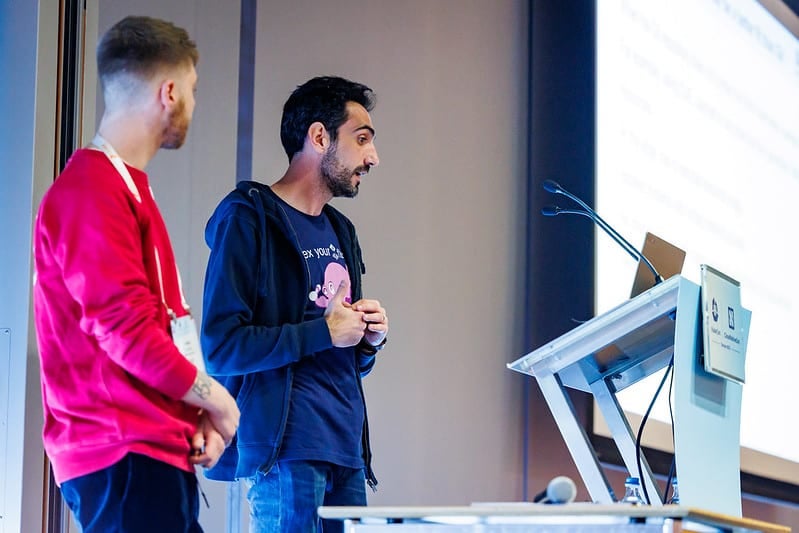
top-left (668, 477), bottom-right (680, 504)
top-left (621, 476), bottom-right (645, 505)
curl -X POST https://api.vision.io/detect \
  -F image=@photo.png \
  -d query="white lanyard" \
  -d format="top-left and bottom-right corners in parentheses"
top-left (90, 135), bottom-right (204, 371)
top-left (91, 134), bottom-right (141, 203)
top-left (90, 134), bottom-right (191, 315)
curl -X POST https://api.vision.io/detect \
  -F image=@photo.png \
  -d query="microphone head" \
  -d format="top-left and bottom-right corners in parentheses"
top-left (542, 179), bottom-right (563, 194)
top-left (541, 205), bottom-right (560, 217)
top-left (547, 476), bottom-right (577, 504)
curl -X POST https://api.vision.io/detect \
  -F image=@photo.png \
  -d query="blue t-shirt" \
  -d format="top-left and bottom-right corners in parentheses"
top-left (277, 199), bottom-right (365, 468)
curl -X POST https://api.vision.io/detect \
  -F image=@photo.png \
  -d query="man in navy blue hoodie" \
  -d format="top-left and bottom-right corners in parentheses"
top-left (201, 76), bottom-right (389, 533)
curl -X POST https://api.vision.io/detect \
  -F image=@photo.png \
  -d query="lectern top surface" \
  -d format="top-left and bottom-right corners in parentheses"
top-left (507, 275), bottom-right (686, 392)
top-left (318, 504), bottom-right (790, 533)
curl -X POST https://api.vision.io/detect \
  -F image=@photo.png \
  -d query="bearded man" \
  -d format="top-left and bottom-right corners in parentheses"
top-left (201, 76), bottom-right (389, 533)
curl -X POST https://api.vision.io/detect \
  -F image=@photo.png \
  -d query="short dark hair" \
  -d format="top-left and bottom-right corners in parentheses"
top-left (280, 76), bottom-right (376, 162)
top-left (97, 16), bottom-right (198, 89)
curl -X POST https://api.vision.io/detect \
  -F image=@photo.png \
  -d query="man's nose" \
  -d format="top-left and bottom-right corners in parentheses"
top-left (365, 148), bottom-right (379, 168)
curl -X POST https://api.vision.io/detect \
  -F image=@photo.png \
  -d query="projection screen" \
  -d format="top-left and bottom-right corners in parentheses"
top-left (594, 0), bottom-right (799, 489)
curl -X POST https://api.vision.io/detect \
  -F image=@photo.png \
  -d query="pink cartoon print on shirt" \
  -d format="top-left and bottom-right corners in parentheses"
top-left (308, 263), bottom-right (351, 308)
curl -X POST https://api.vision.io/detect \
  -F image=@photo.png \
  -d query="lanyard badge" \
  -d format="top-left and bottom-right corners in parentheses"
top-left (170, 314), bottom-right (207, 373)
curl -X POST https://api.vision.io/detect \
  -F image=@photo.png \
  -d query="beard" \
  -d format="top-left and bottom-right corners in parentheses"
top-left (161, 98), bottom-right (190, 149)
top-left (321, 143), bottom-right (368, 198)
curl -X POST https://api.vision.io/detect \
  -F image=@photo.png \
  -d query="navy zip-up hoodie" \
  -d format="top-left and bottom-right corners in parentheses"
top-left (200, 180), bottom-right (377, 487)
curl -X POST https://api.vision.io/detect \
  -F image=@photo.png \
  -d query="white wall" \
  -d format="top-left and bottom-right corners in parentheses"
top-left (0, 3), bottom-right (38, 530)
top-left (0, 1), bottom-right (59, 531)
top-left (247, 1), bottom-right (529, 505)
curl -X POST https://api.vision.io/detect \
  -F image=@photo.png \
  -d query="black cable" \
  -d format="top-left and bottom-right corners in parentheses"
top-left (635, 356), bottom-right (674, 504)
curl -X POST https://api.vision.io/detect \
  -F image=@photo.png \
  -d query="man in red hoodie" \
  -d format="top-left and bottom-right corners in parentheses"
top-left (33, 16), bottom-right (239, 532)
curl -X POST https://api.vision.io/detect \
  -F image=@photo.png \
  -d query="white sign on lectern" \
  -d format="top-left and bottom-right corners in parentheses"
top-left (700, 264), bottom-right (750, 384)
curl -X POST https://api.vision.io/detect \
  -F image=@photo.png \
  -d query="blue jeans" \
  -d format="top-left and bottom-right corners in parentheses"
top-left (60, 453), bottom-right (202, 533)
top-left (246, 460), bottom-right (367, 533)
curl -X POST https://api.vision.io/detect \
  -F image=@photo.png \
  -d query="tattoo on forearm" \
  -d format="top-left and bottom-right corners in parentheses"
top-left (192, 373), bottom-right (212, 400)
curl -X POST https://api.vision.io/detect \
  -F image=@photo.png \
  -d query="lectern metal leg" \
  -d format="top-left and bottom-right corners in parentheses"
top-left (591, 378), bottom-right (664, 505)
top-left (537, 373), bottom-right (614, 503)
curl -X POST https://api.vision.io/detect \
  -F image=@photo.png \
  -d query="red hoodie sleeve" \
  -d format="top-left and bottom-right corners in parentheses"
top-left (38, 164), bottom-right (197, 400)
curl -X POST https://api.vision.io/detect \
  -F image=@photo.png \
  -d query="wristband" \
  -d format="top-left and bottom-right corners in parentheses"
top-left (359, 336), bottom-right (387, 355)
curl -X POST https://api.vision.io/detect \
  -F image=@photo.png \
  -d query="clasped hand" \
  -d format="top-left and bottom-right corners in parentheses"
top-left (324, 278), bottom-right (388, 348)
top-left (189, 410), bottom-right (227, 469)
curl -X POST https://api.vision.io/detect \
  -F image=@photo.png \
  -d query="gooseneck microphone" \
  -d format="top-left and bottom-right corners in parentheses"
top-left (532, 475), bottom-right (577, 504)
top-left (541, 205), bottom-right (639, 262)
top-left (541, 179), bottom-right (663, 285)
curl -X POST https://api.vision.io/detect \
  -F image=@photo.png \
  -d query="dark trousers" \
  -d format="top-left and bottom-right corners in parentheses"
top-left (60, 453), bottom-right (202, 533)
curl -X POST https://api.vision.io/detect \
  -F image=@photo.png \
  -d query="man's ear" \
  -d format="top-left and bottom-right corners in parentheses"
top-left (307, 122), bottom-right (330, 154)
top-left (158, 78), bottom-right (177, 109)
